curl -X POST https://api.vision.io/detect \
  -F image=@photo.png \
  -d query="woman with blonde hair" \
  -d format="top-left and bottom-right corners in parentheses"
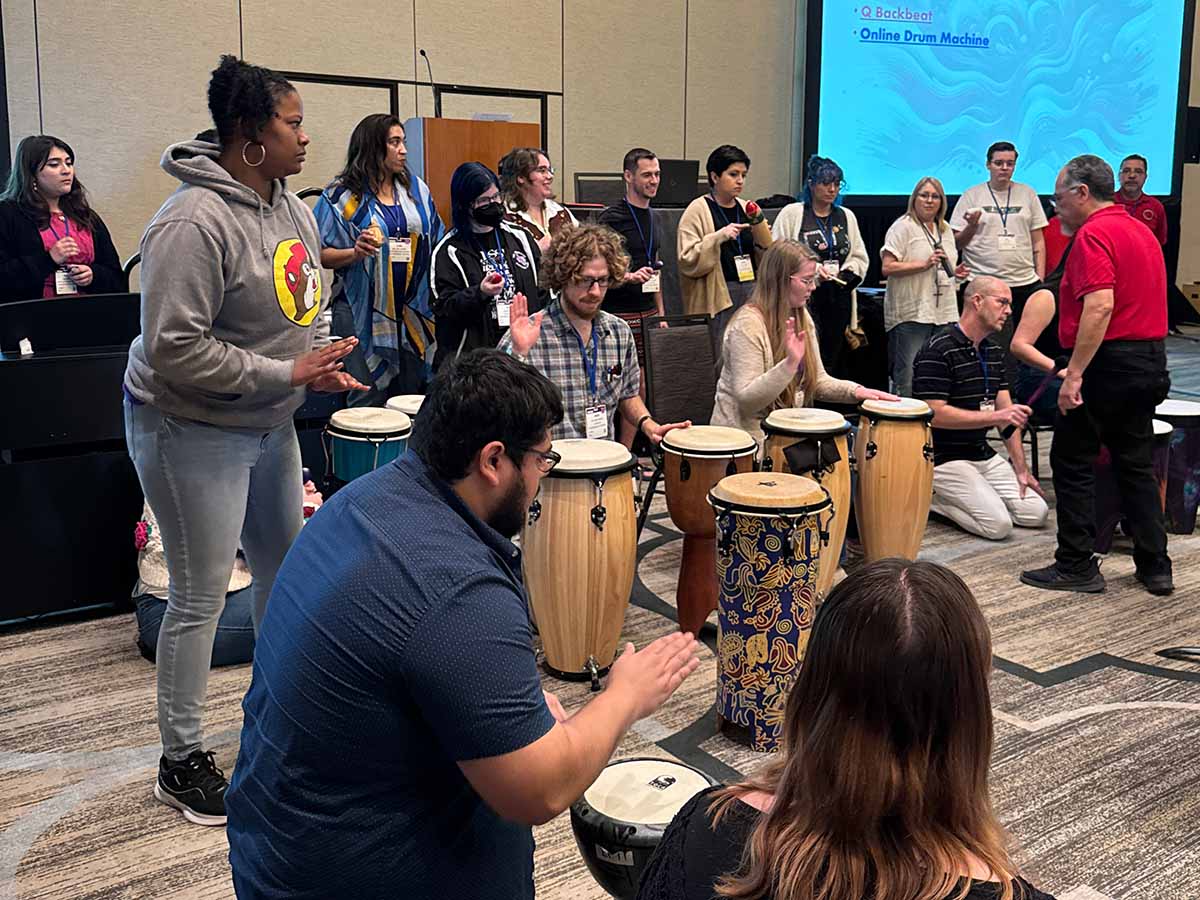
top-left (711, 239), bottom-right (893, 447)
top-left (638, 559), bottom-right (1056, 900)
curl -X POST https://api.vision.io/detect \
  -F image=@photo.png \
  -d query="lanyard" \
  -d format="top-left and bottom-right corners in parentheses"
top-left (572, 322), bottom-right (600, 398)
top-left (492, 230), bottom-right (510, 294)
top-left (814, 212), bottom-right (837, 259)
top-left (626, 200), bottom-right (654, 266)
top-left (956, 325), bottom-right (989, 398)
top-left (986, 184), bottom-right (1012, 232)
top-left (711, 197), bottom-right (744, 254)
top-left (920, 221), bottom-right (942, 252)
top-left (47, 213), bottom-right (70, 241)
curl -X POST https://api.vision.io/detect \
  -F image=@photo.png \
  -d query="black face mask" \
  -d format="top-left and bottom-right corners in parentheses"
top-left (473, 201), bottom-right (504, 227)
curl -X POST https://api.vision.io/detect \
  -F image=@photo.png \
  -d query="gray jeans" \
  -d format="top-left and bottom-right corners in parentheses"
top-left (887, 321), bottom-right (938, 398)
top-left (124, 400), bottom-right (302, 760)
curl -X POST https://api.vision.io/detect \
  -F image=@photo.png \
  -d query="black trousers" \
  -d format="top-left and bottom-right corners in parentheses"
top-left (808, 283), bottom-right (852, 379)
top-left (1050, 340), bottom-right (1172, 574)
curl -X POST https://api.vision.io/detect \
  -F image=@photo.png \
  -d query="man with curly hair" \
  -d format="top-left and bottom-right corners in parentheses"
top-left (501, 223), bottom-right (690, 444)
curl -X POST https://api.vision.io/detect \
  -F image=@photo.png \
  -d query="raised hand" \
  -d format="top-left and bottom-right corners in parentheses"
top-left (606, 631), bottom-right (702, 722)
top-left (508, 293), bottom-right (544, 356)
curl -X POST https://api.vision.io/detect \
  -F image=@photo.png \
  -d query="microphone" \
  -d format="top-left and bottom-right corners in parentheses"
top-left (1000, 355), bottom-right (1068, 439)
top-left (419, 49), bottom-right (437, 116)
top-left (932, 241), bottom-right (955, 279)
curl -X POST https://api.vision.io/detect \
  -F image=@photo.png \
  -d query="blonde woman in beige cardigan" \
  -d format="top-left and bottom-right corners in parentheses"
top-left (711, 240), bottom-right (896, 447)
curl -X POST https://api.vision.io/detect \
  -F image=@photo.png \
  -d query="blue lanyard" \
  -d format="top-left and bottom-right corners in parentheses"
top-left (625, 200), bottom-right (654, 266)
top-left (572, 323), bottom-right (600, 398)
top-left (492, 230), bottom-right (510, 294)
top-left (47, 213), bottom-right (70, 241)
top-left (957, 325), bottom-right (989, 398)
top-left (814, 212), bottom-right (836, 259)
top-left (711, 198), bottom-right (744, 254)
top-left (986, 184), bottom-right (1012, 232)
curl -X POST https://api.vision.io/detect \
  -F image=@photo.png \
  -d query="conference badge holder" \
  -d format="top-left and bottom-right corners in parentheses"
top-left (585, 404), bottom-right (608, 440)
top-left (642, 272), bottom-right (661, 293)
top-left (734, 255), bottom-right (755, 283)
top-left (388, 236), bottom-right (412, 263)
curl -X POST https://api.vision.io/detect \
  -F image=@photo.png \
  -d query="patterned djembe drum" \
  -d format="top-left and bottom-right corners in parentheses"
top-left (708, 472), bottom-right (833, 752)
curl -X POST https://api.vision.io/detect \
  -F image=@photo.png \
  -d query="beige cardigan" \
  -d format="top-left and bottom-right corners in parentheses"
top-left (710, 307), bottom-right (860, 447)
top-left (677, 195), bottom-right (754, 317)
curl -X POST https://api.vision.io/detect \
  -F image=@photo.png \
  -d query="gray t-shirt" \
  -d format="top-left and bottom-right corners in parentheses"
top-left (949, 181), bottom-right (1047, 287)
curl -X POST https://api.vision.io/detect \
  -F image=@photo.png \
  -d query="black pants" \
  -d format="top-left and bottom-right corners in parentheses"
top-left (1050, 340), bottom-right (1171, 574)
top-left (808, 283), bottom-right (852, 378)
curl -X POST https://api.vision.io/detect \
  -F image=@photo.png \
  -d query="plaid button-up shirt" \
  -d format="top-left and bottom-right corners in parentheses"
top-left (499, 299), bottom-right (640, 441)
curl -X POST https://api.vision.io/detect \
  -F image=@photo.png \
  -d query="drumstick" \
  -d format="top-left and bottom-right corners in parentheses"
top-left (1000, 355), bottom-right (1068, 439)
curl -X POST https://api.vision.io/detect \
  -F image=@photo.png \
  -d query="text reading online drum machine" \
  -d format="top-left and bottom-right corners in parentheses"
top-left (810, 0), bottom-right (1190, 196)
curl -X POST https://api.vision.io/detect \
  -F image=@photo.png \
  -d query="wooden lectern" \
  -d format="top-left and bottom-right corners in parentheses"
top-left (404, 117), bottom-right (542, 222)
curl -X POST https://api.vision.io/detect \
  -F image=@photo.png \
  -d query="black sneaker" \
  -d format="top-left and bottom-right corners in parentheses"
top-left (1135, 570), bottom-right (1175, 596)
top-left (155, 750), bottom-right (228, 826)
top-left (1020, 562), bottom-right (1106, 593)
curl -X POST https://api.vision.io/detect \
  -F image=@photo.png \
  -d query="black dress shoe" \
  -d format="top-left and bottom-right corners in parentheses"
top-left (1020, 562), bottom-right (1106, 593)
top-left (1135, 570), bottom-right (1174, 596)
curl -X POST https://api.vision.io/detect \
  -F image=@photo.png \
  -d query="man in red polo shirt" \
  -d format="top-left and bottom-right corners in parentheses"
top-left (1020, 154), bottom-right (1173, 595)
top-left (1112, 154), bottom-right (1167, 246)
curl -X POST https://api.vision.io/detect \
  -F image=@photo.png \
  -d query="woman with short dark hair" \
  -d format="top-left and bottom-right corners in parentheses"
top-left (639, 558), bottom-right (1056, 900)
top-left (315, 113), bottom-right (445, 404)
top-left (0, 134), bottom-right (125, 301)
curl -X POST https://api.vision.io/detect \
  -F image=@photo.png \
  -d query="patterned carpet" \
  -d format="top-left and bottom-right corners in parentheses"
top-left (4, 420), bottom-right (1200, 898)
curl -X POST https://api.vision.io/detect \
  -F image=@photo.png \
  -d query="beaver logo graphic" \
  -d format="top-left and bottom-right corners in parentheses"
top-left (273, 239), bottom-right (322, 326)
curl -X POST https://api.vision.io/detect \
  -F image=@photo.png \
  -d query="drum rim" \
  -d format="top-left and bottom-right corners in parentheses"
top-left (326, 424), bottom-right (412, 440)
top-left (570, 756), bottom-right (719, 826)
top-left (858, 403), bottom-right (934, 422)
top-left (546, 456), bottom-right (637, 479)
top-left (707, 487), bottom-right (832, 517)
top-left (762, 419), bottom-right (851, 438)
top-left (661, 441), bottom-right (757, 457)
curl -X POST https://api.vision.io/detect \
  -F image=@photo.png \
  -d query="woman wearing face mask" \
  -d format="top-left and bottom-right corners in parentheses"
top-left (498, 147), bottom-right (577, 254)
top-left (314, 114), bottom-right (445, 405)
top-left (0, 134), bottom-right (126, 301)
top-left (123, 55), bottom-right (363, 828)
top-left (430, 162), bottom-right (547, 371)
top-left (881, 176), bottom-right (968, 397)
top-left (711, 240), bottom-right (894, 448)
top-left (771, 155), bottom-right (869, 379)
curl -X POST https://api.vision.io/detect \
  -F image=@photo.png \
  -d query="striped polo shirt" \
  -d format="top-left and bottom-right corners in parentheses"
top-left (913, 325), bottom-right (1007, 465)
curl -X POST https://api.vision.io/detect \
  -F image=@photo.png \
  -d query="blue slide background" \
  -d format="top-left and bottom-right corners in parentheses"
top-left (817, 0), bottom-right (1186, 195)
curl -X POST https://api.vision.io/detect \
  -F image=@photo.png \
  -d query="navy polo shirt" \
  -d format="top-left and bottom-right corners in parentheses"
top-left (226, 451), bottom-right (555, 899)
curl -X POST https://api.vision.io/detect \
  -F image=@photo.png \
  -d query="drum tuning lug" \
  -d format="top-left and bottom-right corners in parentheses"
top-left (586, 656), bottom-right (602, 692)
top-left (679, 458), bottom-right (691, 481)
top-left (922, 443), bottom-right (934, 461)
top-left (591, 504), bottom-right (607, 530)
top-left (865, 441), bottom-right (878, 460)
top-left (725, 458), bottom-right (738, 477)
top-left (527, 498), bottom-right (541, 525)
top-left (762, 456), bottom-right (774, 472)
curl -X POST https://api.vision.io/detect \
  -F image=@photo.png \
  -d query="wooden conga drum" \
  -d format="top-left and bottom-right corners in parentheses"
top-left (1154, 399), bottom-right (1200, 534)
top-left (661, 426), bottom-right (757, 635)
top-left (709, 472), bottom-right (832, 752)
top-left (523, 439), bottom-right (637, 688)
top-left (761, 407), bottom-right (851, 596)
top-left (855, 398), bottom-right (934, 561)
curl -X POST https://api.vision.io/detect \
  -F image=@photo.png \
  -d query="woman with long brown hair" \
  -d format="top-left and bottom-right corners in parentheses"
top-left (711, 239), bottom-right (893, 448)
top-left (637, 559), bottom-right (1055, 900)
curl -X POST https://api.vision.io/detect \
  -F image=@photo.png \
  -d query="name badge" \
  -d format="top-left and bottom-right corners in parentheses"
top-left (55, 268), bottom-right (76, 295)
top-left (642, 272), bottom-right (661, 293)
top-left (388, 236), bottom-right (412, 263)
top-left (496, 299), bottom-right (511, 327)
top-left (734, 254), bottom-right (755, 283)
top-left (980, 400), bottom-right (995, 413)
top-left (822, 260), bottom-right (840, 277)
top-left (585, 404), bottom-right (608, 440)
top-left (997, 234), bottom-right (1018, 252)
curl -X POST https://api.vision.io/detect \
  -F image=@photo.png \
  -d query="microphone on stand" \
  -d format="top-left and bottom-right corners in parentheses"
top-left (419, 49), bottom-right (438, 117)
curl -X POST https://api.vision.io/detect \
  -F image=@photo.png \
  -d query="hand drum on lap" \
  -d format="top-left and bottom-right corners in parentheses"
top-left (522, 439), bottom-right (636, 686)
top-left (384, 394), bottom-right (425, 418)
top-left (709, 472), bottom-right (832, 752)
top-left (762, 407), bottom-right (852, 596)
top-left (324, 408), bottom-right (412, 483)
top-left (1154, 399), bottom-right (1200, 534)
top-left (570, 758), bottom-right (717, 900)
top-left (855, 398), bottom-right (934, 561)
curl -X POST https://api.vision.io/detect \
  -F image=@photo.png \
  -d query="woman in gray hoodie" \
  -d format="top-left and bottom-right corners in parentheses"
top-left (123, 55), bottom-right (363, 828)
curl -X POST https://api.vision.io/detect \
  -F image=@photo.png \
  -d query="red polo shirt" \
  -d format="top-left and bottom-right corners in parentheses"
top-left (1058, 204), bottom-right (1167, 350)
top-left (1112, 191), bottom-right (1167, 245)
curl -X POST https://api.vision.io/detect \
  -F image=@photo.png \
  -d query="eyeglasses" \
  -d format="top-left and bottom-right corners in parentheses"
top-left (916, 192), bottom-right (942, 201)
top-left (531, 166), bottom-right (556, 176)
top-left (791, 273), bottom-right (818, 286)
top-left (983, 295), bottom-right (1013, 309)
top-left (815, 180), bottom-right (843, 189)
top-left (1051, 184), bottom-right (1083, 203)
top-left (472, 193), bottom-right (500, 209)
top-left (575, 276), bottom-right (611, 290)
top-left (527, 447), bottom-right (561, 474)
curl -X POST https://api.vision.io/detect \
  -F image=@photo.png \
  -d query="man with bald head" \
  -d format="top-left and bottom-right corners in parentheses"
top-left (913, 275), bottom-right (1048, 540)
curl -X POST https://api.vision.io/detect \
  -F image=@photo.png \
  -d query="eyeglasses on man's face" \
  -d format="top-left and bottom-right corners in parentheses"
top-left (527, 447), bottom-right (561, 474)
top-left (1051, 183), bottom-right (1083, 203)
top-left (575, 276), bottom-right (611, 291)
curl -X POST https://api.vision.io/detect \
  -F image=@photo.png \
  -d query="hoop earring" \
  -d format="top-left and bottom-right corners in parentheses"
top-left (242, 141), bottom-right (266, 168)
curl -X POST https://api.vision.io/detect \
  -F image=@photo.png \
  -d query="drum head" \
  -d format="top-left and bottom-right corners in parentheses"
top-left (661, 425), bottom-right (756, 457)
top-left (860, 397), bottom-right (932, 419)
top-left (1155, 399), bottom-right (1200, 423)
top-left (582, 758), bottom-right (715, 825)
top-left (549, 438), bottom-right (635, 477)
top-left (764, 407), bottom-right (849, 436)
top-left (1153, 418), bottom-right (1174, 437)
top-left (385, 394), bottom-right (425, 416)
top-left (328, 407), bottom-right (412, 437)
top-left (709, 472), bottom-right (829, 515)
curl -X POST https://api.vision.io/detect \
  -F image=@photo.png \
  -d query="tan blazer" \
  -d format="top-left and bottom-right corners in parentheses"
top-left (677, 195), bottom-right (754, 318)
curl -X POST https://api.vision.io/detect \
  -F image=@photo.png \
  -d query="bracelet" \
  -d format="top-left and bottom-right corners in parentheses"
top-left (636, 414), bottom-right (653, 435)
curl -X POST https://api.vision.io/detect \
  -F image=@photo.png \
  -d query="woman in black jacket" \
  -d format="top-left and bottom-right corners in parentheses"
top-left (430, 161), bottom-right (547, 371)
top-left (0, 134), bottom-right (126, 302)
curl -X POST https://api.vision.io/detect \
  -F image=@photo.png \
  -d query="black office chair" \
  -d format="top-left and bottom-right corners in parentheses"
top-left (637, 314), bottom-right (718, 536)
top-left (122, 253), bottom-right (141, 281)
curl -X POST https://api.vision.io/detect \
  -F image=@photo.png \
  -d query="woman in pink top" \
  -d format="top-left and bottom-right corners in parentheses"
top-left (0, 134), bottom-right (125, 302)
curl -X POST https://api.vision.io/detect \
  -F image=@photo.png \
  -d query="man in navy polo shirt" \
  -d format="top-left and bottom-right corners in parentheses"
top-left (1020, 155), bottom-right (1172, 595)
top-left (225, 349), bottom-right (701, 899)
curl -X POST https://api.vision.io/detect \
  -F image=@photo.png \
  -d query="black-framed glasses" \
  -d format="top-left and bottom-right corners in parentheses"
top-left (472, 193), bottom-right (501, 209)
top-left (575, 276), bottom-right (611, 290)
top-left (527, 448), bottom-right (561, 474)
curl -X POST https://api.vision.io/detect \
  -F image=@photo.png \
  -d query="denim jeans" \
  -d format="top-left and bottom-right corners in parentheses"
top-left (124, 400), bottom-right (302, 760)
top-left (134, 587), bottom-right (255, 667)
top-left (887, 321), bottom-right (937, 397)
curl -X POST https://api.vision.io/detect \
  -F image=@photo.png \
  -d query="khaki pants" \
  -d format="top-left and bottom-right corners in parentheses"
top-left (930, 454), bottom-right (1049, 541)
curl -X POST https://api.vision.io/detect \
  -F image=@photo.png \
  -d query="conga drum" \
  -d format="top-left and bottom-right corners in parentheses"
top-left (855, 398), bottom-right (934, 561)
top-left (660, 426), bottom-right (757, 635)
top-left (709, 472), bottom-right (833, 752)
top-left (1093, 418), bottom-right (1173, 553)
top-left (570, 758), bottom-right (717, 899)
top-left (385, 394), bottom-right (424, 418)
top-left (761, 407), bottom-right (851, 596)
top-left (523, 439), bottom-right (637, 688)
top-left (323, 408), bottom-right (412, 483)
top-left (1154, 400), bottom-right (1200, 533)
